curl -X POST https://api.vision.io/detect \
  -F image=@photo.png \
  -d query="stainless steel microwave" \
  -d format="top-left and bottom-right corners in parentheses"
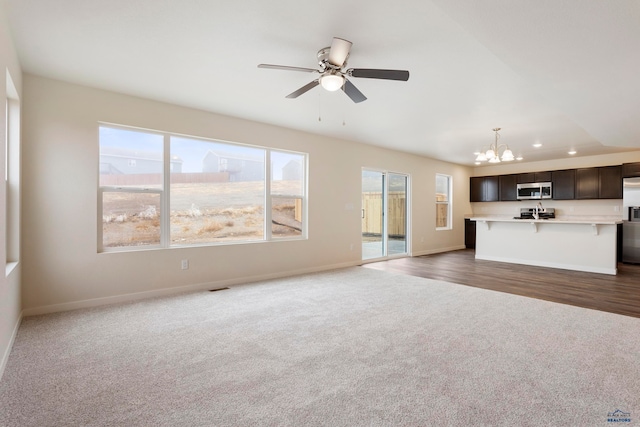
top-left (517, 182), bottom-right (552, 200)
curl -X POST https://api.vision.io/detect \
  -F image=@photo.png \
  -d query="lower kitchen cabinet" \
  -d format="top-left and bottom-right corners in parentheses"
top-left (465, 218), bottom-right (476, 249)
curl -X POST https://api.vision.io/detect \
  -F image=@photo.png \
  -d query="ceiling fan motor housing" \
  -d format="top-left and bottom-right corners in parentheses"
top-left (317, 47), bottom-right (347, 70)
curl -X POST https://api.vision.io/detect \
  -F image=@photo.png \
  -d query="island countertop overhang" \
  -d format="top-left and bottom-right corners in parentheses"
top-left (469, 216), bottom-right (622, 225)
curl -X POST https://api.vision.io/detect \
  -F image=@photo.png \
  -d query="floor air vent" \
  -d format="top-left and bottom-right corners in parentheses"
top-left (209, 287), bottom-right (230, 292)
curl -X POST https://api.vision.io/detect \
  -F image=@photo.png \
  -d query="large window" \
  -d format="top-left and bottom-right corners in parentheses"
top-left (436, 174), bottom-right (451, 230)
top-left (98, 125), bottom-right (307, 251)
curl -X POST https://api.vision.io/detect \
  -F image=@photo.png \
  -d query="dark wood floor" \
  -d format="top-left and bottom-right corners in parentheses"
top-left (362, 249), bottom-right (640, 319)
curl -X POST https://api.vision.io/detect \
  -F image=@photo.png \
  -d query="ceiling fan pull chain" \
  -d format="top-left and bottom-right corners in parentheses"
top-left (318, 92), bottom-right (322, 122)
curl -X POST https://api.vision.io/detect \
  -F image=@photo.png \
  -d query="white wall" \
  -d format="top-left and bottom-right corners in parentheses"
top-left (21, 75), bottom-right (471, 314)
top-left (0, 0), bottom-right (23, 379)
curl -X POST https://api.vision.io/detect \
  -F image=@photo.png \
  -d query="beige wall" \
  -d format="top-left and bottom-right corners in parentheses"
top-left (21, 75), bottom-right (471, 314)
top-left (1, 0), bottom-right (23, 378)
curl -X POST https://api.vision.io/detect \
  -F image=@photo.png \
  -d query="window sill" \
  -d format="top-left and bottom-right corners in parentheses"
top-left (6, 261), bottom-right (19, 278)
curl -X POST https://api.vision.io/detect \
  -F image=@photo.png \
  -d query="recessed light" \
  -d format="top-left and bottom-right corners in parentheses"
top-left (516, 156), bottom-right (523, 161)
top-left (532, 143), bottom-right (542, 148)
top-left (473, 151), bottom-right (480, 155)
top-left (474, 162), bottom-right (481, 165)
top-left (568, 150), bottom-right (577, 155)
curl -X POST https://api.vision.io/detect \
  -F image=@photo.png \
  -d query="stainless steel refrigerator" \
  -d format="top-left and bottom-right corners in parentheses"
top-left (622, 178), bottom-right (640, 264)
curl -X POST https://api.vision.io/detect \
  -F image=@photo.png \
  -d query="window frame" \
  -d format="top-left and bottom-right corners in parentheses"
top-left (98, 123), bottom-right (308, 252)
top-left (5, 70), bottom-right (21, 274)
top-left (435, 173), bottom-right (452, 231)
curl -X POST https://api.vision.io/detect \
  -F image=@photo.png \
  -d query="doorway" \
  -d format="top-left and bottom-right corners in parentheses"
top-left (361, 169), bottom-right (409, 260)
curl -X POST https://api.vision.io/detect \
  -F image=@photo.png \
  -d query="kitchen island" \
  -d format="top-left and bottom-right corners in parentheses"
top-left (469, 217), bottom-right (622, 275)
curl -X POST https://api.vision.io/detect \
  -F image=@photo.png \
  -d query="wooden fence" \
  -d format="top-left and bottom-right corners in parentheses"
top-left (361, 192), bottom-right (406, 236)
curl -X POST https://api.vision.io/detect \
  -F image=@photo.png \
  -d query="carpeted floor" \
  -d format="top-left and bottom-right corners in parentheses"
top-left (1, 267), bottom-right (638, 426)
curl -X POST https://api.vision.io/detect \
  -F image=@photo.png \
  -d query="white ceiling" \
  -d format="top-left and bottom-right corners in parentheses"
top-left (6, 0), bottom-right (640, 166)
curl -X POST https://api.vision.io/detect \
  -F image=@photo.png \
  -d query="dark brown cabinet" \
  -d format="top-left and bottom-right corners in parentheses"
top-left (575, 166), bottom-right (622, 199)
top-left (599, 165), bottom-right (622, 199)
top-left (576, 168), bottom-right (599, 199)
top-left (517, 173), bottom-right (535, 183)
top-left (465, 219), bottom-right (476, 249)
top-left (499, 174), bottom-right (518, 201)
top-left (551, 169), bottom-right (575, 200)
top-left (622, 162), bottom-right (640, 178)
top-left (535, 171), bottom-right (552, 182)
top-left (471, 164), bottom-right (623, 202)
top-left (470, 176), bottom-right (499, 202)
top-left (470, 177), bottom-right (484, 202)
top-left (516, 171), bottom-right (551, 183)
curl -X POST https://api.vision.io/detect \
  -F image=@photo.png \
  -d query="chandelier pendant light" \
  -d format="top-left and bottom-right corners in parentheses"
top-left (475, 128), bottom-right (515, 163)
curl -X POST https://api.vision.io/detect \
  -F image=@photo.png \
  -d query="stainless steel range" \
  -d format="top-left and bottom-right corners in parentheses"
top-left (513, 207), bottom-right (555, 220)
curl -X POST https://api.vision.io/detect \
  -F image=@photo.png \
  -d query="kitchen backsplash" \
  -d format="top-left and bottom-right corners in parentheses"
top-left (470, 199), bottom-right (623, 219)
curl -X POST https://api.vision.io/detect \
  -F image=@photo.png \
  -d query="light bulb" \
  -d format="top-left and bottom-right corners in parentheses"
top-left (501, 148), bottom-right (514, 161)
top-left (320, 74), bottom-right (344, 92)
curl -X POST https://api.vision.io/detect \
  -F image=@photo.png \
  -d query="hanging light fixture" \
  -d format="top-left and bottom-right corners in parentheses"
top-left (475, 128), bottom-right (516, 163)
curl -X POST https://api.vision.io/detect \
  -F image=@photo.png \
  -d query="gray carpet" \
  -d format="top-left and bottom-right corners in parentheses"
top-left (1, 267), bottom-right (639, 426)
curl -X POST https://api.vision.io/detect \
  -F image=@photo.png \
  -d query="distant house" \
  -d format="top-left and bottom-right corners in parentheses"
top-left (100, 146), bottom-right (183, 175)
top-left (282, 159), bottom-right (302, 181)
top-left (202, 150), bottom-right (263, 182)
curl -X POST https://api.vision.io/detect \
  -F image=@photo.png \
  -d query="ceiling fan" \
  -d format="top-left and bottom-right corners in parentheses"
top-left (258, 37), bottom-right (410, 103)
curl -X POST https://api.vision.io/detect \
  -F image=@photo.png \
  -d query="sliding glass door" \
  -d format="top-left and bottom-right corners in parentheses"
top-left (361, 169), bottom-right (409, 260)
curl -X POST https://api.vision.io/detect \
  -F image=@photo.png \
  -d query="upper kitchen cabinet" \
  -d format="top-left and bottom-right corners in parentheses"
top-left (516, 171), bottom-right (552, 183)
top-left (534, 171), bottom-right (552, 182)
top-left (576, 166), bottom-right (622, 199)
top-left (622, 162), bottom-right (640, 178)
top-left (551, 169), bottom-right (575, 200)
top-left (499, 174), bottom-right (518, 201)
top-left (575, 168), bottom-right (600, 199)
top-left (598, 165), bottom-right (622, 199)
top-left (517, 173), bottom-right (535, 183)
top-left (470, 176), bottom-right (499, 202)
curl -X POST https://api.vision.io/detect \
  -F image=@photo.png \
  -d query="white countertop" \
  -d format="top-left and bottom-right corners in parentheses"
top-left (469, 216), bottom-right (622, 225)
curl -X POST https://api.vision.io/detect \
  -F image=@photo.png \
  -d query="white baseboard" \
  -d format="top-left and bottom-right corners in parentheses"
top-left (411, 245), bottom-right (467, 257)
top-left (22, 260), bottom-right (363, 317)
top-left (0, 310), bottom-right (23, 382)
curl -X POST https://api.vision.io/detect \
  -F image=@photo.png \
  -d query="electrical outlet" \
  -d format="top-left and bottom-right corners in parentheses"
top-left (181, 259), bottom-right (189, 270)
top-left (614, 205), bottom-right (620, 212)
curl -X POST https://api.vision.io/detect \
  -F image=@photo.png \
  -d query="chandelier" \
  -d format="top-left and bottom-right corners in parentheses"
top-left (475, 128), bottom-right (515, 163)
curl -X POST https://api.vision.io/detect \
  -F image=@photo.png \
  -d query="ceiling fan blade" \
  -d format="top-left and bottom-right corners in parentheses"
top-left (348, 68), bottom-right (410, 81)
top-left (328, 37), bottom-right (352, 67)
top-left (286, 80), bottom-right (320, 99)
top-left (258, 64), bottom-right (319, 73)
top-left (343, 79), bottom-right (367, 103)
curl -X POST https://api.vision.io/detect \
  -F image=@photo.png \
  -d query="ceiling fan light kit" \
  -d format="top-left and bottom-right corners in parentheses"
top-left (319, 73), bottom-right (344, 91)
top-left (258, 37), bottom-right (410, 103)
